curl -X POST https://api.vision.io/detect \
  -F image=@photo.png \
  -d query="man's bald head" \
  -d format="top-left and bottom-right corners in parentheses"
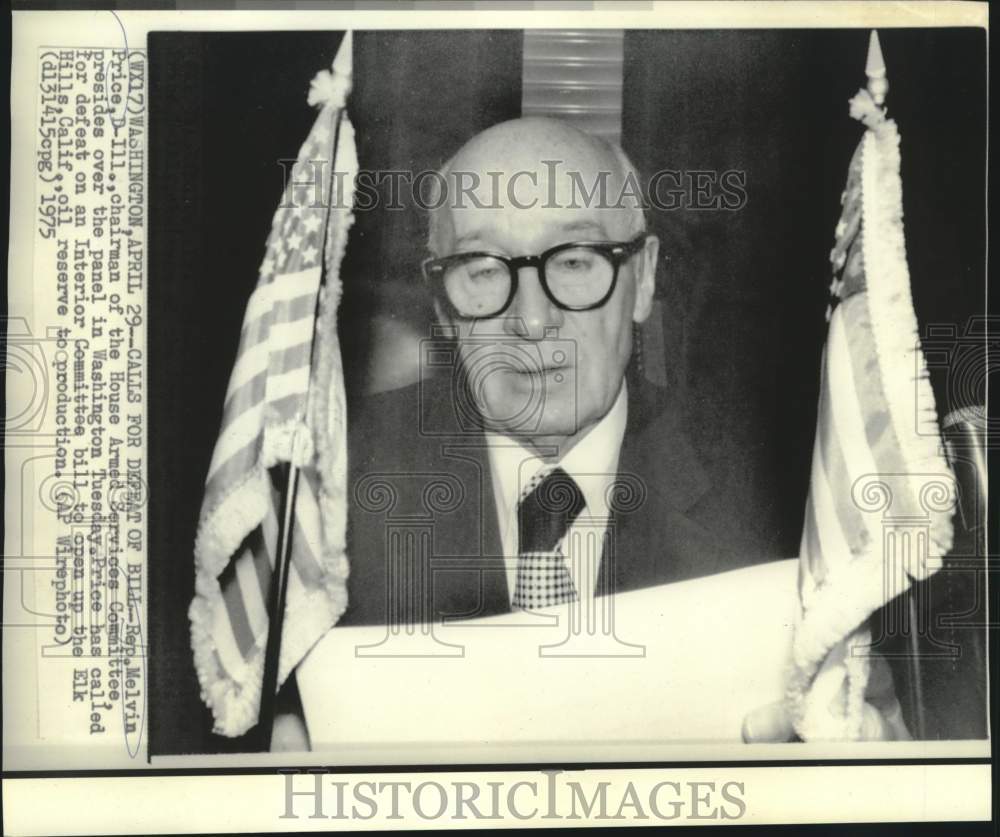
top-left (426, 117), bottom-right (646, 256)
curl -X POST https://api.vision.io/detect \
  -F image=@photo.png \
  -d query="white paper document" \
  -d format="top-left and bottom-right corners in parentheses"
top-left (299, 558), bottom-right (799, 756)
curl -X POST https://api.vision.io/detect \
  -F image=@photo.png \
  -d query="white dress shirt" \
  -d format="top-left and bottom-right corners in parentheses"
top-left (484, 381), bottom-right (629, 606)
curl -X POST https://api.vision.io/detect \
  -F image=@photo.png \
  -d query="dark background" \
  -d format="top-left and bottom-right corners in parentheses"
top-left (148, 29), bottom-right (986, 755)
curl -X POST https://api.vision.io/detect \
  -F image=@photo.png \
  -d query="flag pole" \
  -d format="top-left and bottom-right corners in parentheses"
top-left (257, 40), bottom-right (350, 750)
top-left (258, 463), bottom-right (302, 750)
top-left (258, 110), bottom-right (345, 751)
top-left (859, 28), bottom-right (929, 740)
top-left (864, 28), bottom-right (928, 739)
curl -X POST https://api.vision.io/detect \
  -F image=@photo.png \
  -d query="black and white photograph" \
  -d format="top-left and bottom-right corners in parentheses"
top-left (2, 3), bottom-right (992, 833)
top-left (148, 25), bottom-right (987, 755)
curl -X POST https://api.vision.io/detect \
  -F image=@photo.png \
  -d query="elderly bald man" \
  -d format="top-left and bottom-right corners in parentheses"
top-left (344, 117), bottom-right (755, 622)
top-left (269, 117), bottom-right (907, 748)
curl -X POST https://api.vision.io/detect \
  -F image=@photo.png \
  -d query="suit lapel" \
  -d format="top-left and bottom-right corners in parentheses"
top-left (596, 380), bottom-right (713, 595)
top-left (421, 380), bottom-right (510, 620)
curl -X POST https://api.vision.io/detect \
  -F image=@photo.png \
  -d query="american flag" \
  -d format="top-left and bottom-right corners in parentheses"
top-left (190, 34), bottom-right (356, 738)
top-left (786, 32), bottom-right (954, 740)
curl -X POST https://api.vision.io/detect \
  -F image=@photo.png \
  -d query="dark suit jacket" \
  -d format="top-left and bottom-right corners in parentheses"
top-left (339, 374), bottom-right (773, 627)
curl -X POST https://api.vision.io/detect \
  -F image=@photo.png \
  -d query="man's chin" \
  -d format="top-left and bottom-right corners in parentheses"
top-left (479, 399), bottom-right (580, 446)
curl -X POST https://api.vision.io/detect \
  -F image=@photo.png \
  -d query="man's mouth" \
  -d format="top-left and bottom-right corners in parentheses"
top-left (513, 364), bottom-right (569, 379)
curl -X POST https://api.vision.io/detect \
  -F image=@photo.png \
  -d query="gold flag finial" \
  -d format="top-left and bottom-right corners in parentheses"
top-left (866, 30), bottom-right (888, 105)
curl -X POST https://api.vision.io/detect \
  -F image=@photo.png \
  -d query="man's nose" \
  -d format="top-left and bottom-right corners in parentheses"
top-left (502, 267), bottom-right (563, 340)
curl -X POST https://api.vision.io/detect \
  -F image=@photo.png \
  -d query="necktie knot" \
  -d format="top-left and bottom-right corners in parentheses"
top-left (517, 466), bottom-right (585, 554)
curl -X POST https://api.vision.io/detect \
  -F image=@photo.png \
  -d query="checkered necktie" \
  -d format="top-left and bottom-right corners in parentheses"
top-left (512, 467), bottom-right (585, 609)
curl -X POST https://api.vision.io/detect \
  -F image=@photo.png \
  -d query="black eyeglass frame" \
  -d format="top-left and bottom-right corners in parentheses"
top-left (421, 233), bottom-right (649, 320)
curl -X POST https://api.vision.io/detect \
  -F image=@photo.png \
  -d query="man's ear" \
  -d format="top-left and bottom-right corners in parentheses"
top-left (631, 234), bottom-right (659, 324)
top-left (432, 298), bottom-right (452, 329)
top-left (431, 298), bottom-right (466, 345)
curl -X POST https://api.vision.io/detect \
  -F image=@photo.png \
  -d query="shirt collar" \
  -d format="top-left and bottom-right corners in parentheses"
top-left (485, 380), bottom-right (629, 525)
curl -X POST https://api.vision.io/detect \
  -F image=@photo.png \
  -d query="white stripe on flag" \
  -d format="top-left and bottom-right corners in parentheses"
top-left (827, 309), bottom-right (882, 491)
top-left (800, 425), bottom-right (823, 557)
top-left (265, 320), bottom-right (319, 352)
top-left (207, 403), bottom-right (264, 480)
top-left (285, 559), bottom-right (308, 610)
top-left (225, 327), bottom-right (315, 400)
top-left (809, 422), bottom-right (855, 571)
top-left (225, 344), bottom-right (269, 402)
top-left (294, 473), bottom-right (324, 558)
top-left (241, 267), bottom-right (323, 327)
top-left (265, 366), bottom-right (312, 405)
top-left (241, 282), bottom-right (275, 332)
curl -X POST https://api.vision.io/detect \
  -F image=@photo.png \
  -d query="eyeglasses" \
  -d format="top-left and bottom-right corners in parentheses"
top-left (422, 234), bottom-right (648, 320)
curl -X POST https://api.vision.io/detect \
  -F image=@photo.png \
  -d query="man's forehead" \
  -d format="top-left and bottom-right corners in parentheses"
top-left (429, 117), bottom-right (641, 251)
top-left (444, 162), bottom-right (630, 237)
top-left (439, 192), bottom-right (638, 252)
top-left (448, 149), bottom-right (614, 185)
top-left (449, 212), bottom-right (612, 247)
